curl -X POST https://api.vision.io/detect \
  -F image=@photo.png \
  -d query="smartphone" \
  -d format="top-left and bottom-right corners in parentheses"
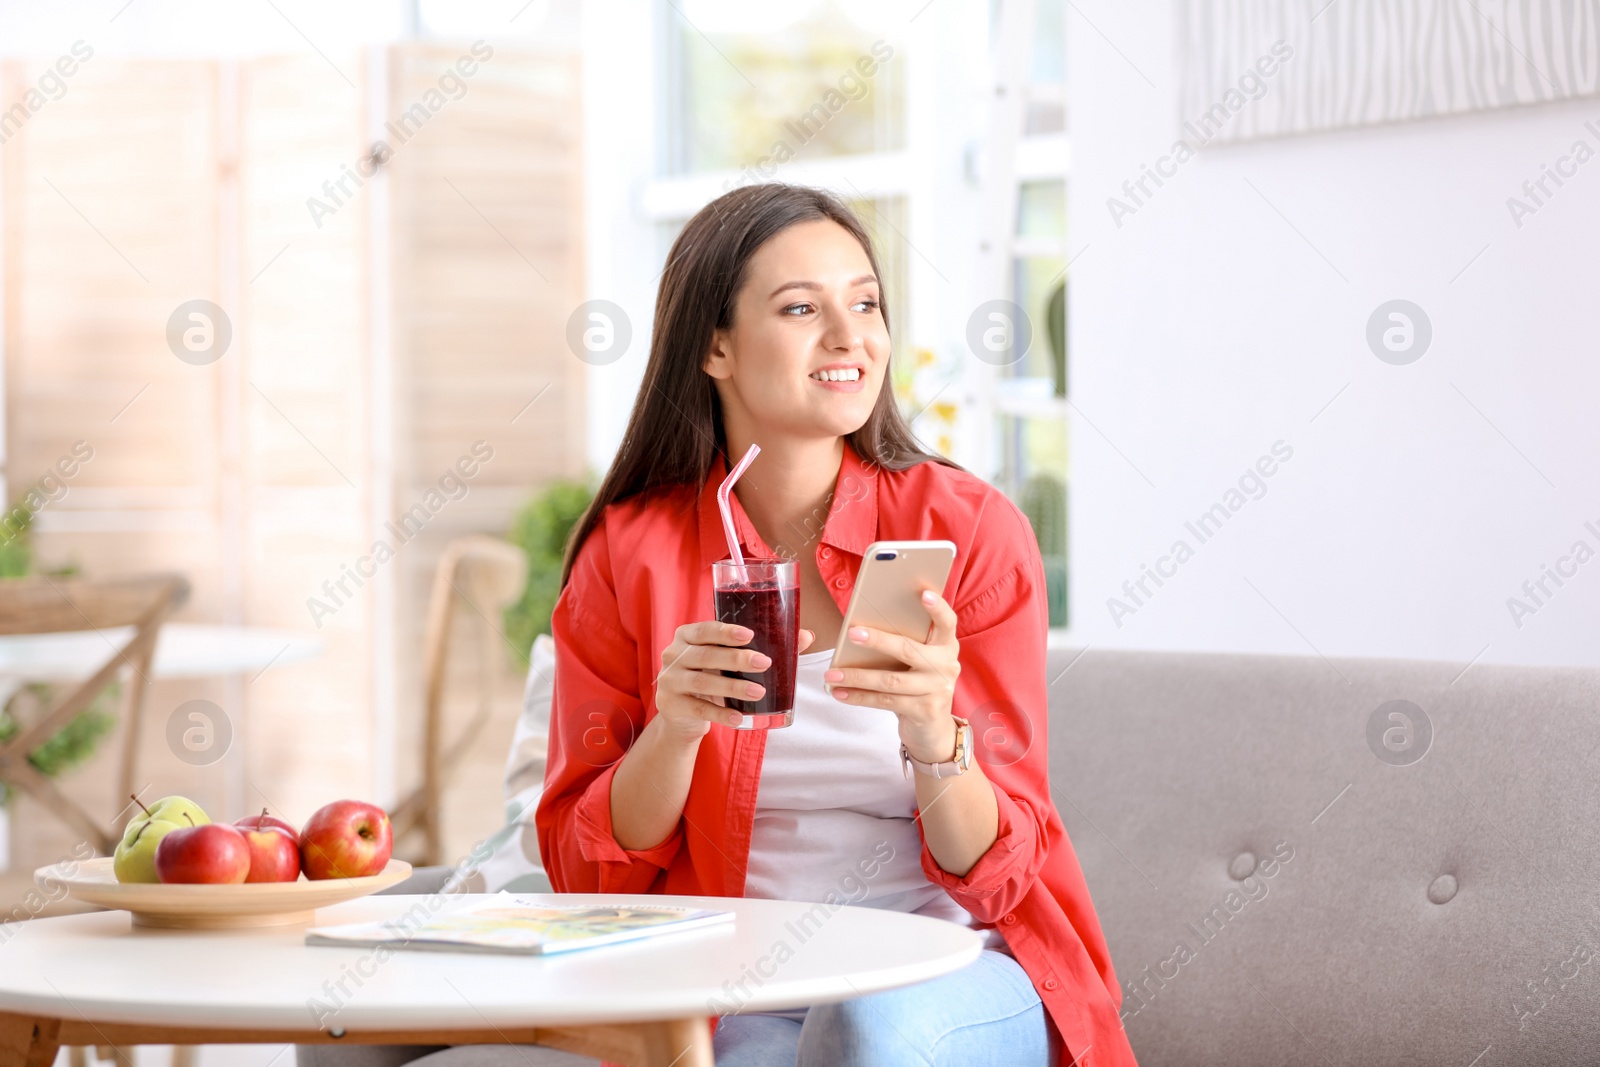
top-left (825, 540), bottom-right (957, 692)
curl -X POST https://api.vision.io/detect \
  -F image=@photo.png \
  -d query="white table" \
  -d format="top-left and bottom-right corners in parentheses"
top-left (0, 623), bottom-right (322, 682)
top-left (0, 624), bottom-right (324, 867)
top-left (0, 893), bottom-right (982, 1067)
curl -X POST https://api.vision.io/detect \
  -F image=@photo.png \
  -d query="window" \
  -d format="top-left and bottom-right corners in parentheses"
top-left (609, 0), bottom-right (1068, 627)
top-left (664, 2), bottom-right (905, 176)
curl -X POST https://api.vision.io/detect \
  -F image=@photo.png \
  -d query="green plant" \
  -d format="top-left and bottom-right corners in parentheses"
top-left (0, 681), bottom-right (121, 806)
top-left (503, 479), bottom-right (596, 665)
top-left (0, 505), bottom-right (102, 805)
top-left (1020, 472), bottom-right (1065, 557)
top-left (1045, 277), bottom-right (1067, 399)
top-left (0, 504), bottom-right (34, 578)
top-left (1020, 471), bottom-right (1068, 627)
top-left (0, 505), bottom-right (77, 580)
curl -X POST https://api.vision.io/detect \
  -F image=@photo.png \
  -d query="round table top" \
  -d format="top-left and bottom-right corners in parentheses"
top-left (0, 623), bottom-right (322, 681)
top-left (0, 893), bottom-right (984, 1030)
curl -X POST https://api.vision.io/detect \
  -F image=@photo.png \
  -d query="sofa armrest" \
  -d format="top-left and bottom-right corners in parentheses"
top-left (375, 864), bottom-right (460, 896)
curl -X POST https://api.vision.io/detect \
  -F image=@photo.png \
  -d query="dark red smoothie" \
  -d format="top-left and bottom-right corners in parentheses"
top-left (714, 583), bottom-right (798, 716)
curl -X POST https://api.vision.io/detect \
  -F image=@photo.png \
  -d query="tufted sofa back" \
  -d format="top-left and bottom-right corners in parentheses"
top-left (1047, 645), bottom-right (1600, 1066)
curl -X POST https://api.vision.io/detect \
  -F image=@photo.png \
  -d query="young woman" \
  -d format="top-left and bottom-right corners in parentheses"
top-left (537, 185), bottom-right (1135, 1067)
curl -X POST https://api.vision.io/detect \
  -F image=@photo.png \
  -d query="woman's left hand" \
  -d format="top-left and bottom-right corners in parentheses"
top-left (824, 589), bottom-right (962, 764)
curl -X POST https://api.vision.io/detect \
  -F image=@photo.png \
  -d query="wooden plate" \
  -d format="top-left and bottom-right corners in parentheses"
top-left (35, 856), bottom-right (413, 929)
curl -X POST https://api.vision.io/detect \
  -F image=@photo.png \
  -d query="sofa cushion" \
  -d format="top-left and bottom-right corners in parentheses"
top-left (1047, 645), bottom-right (1600, 1066)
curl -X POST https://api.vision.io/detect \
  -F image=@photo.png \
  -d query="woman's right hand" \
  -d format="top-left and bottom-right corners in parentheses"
top-left (655, 621), bottom-right (771, 739)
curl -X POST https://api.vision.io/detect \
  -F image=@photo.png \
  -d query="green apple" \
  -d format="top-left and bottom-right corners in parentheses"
top-left (114, 794), bottom-right (210, 883)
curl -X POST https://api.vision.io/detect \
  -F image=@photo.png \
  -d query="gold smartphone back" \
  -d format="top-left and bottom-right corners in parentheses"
top-left (828, 540), bottom-right (957, 679)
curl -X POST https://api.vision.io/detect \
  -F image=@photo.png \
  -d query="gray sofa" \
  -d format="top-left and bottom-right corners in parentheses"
top-left (391, 645), bottom-right (1600, 1065)
top-left (1050, 646), bottom-right (1600, 1066)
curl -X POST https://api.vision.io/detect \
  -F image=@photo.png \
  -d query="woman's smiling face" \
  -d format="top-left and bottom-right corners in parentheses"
top-left (703, 218), bottom-right (889, 441)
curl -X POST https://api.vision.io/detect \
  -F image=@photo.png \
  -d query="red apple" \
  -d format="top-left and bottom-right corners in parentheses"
top-left (234, 808), bottom-right (298, 840)
top-left (155, 823), bottom-right (251, 884)
top-left (300, 800), bottom-right (392, 880)
top-left (240, 823), bottom-right (301, 883)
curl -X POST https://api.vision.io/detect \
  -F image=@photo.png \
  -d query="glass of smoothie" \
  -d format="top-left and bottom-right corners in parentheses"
top-left (712, 557), bottom-right (799, 729)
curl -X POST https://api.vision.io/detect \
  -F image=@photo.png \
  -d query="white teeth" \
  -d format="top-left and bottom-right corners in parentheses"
top-left (811, 368), bottom-right (861, 382)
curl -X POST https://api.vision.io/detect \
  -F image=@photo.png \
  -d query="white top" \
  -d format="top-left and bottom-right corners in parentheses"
top-left (0, 893), bottom-right (982, 1030)
top-left (743, 647), bottom-right (1009, 960)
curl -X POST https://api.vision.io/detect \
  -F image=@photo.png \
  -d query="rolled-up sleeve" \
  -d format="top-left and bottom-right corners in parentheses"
top-left (536, 517), bottom-right (685, 894)
top-left (920, 775), bottom-right (1049, 922)
top-left (918, 493), bottom-right (1055, 923)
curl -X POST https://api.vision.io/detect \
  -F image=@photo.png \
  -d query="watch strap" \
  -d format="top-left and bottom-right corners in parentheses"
top-left (901, 717), bottom-right (972, 779)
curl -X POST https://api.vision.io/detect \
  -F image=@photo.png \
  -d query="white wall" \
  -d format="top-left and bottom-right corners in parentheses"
top-left (1067, 1), bottom-right (1600, 669)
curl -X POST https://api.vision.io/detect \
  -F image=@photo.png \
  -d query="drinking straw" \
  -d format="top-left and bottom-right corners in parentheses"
top-left (718, 442), bottom-right (760, 582)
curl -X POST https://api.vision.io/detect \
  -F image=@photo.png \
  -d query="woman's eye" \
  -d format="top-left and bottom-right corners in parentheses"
top-left (781, 298), bottom-right (878, 316)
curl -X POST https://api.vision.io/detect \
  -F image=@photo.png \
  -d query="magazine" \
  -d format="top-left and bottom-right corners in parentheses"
top-left (305, 894), bottom-right (735, 956)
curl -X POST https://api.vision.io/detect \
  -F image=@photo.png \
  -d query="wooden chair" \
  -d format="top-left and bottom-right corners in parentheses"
top-left (0, 574), bottom-right (187, 855)
top-left (389, 536), bottom-right (527, 866)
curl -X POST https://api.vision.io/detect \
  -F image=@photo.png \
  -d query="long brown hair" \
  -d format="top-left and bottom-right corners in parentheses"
top-left (560, 183), bottom-right (960, 587)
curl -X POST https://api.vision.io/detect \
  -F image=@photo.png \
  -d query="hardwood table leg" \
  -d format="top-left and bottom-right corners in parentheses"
top-left (30, 1015), bottom-right (715, 1067)
top-left (0, 1012), bottom-right (62, 1067)
top-left (487, 1019), bottom-right (713, 1067)
top-left (636, 1018), bottom-right (712, 1067)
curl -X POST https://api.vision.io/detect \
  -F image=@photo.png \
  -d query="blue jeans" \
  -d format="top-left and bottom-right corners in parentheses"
top-left (713, 949), bottom-right (1058, 1067)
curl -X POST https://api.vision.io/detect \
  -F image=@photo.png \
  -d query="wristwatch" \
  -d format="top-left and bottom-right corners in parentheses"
top-left (901, 717), bottom-right (973, 779)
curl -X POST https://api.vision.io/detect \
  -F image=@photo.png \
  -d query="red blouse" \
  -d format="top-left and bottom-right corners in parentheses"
top-left (536, 438), bottom-right (1136, 1067)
